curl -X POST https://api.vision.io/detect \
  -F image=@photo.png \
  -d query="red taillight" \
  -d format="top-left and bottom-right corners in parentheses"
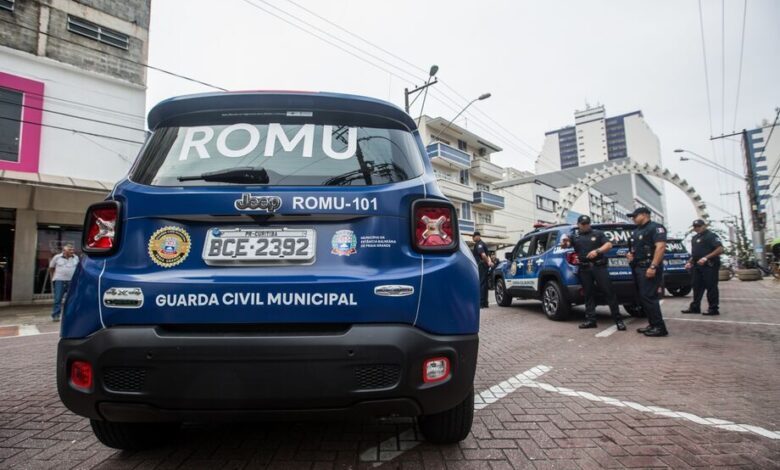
top-left (423, 357), bottom-right (451, 383)
top-left (70, 361), bottom-right (93, 391)
top-left (83, 202), bottom-right (119, 253)
top-left (412, 200), bottom-right (458, 252)
top-left (566, 252), bottom-right (579, 265)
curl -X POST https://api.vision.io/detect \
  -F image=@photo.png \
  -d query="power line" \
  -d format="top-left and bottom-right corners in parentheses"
top-left (697, 0), bottom-right (716, 140)
top-left (0, 16), bottom-right (227, 92)
top-left (239, 0), bottom-right (540, 162)
top-left (732, 0), bottom-right (748, 131)
top-left (0, 98), bottom-right (147, 133)
top-left (0, 115), bottom-right (145, 145)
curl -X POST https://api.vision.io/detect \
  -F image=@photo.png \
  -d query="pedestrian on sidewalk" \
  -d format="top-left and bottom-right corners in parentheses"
top-left (49, 243), bottom-right (79, 322)
top-left (682, 219), bottom-right (723, 316)
top-left (472, 232), bottom-right (493, 308)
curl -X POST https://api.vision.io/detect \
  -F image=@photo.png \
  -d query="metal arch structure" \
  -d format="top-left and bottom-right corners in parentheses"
top-left (555, 160), bottom-right (709, 223)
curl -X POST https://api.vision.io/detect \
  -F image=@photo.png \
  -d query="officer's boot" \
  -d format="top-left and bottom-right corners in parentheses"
top-left (636, 324), bottom-right (653, 333)
top-left (579, 321), bottom-right (597, 329)
top-left (615, 319), bottom-right (626, 331)
top-left (681, 303), bottom-right (700, 314)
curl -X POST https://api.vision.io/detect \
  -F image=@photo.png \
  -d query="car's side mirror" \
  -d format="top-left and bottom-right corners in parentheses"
top-left (504, 252), bottom-right (513, 260)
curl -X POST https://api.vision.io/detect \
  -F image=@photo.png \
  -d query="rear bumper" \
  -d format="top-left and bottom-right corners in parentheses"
top-left (664, 271), bottom-right (691, 288)
top-left (57, 324), bottom-right (478, 422)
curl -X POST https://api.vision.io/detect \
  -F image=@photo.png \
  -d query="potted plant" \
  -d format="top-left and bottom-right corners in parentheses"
top-left (731, 224), bottom-right (762, 281)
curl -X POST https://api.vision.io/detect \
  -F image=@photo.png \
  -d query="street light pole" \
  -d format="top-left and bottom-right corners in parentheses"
top-left (722, 191), bottom-right (748, 259)
top-left (432, 93), bottom-right (492, 141)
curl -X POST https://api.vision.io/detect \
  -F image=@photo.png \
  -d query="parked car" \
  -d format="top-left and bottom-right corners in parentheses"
top-left (57, 92), bottom-right (480, 449)
top-left (492, 222), bottom-right (693, 319)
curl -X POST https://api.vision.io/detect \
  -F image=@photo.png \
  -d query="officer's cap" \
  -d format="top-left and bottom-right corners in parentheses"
top-left (692, 219), bottom-right (706, 227)
top-left (577, 215), bottom-right (591, 225)
top-left (627, 207), bottom-right (651, 218)
top-left (472, 231), bottom-right (481, 237)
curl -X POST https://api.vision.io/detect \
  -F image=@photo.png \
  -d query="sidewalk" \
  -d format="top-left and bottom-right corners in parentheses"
top-left (0, 303), bottom-right (62, 335)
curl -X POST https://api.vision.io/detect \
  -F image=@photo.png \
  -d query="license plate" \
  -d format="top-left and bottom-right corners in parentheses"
top-left (609, 257), bottom-right (629, 267)
top-left (203, 227), bottom-right (316, 265)
top-left (665, 259), bottom-right (686, 266)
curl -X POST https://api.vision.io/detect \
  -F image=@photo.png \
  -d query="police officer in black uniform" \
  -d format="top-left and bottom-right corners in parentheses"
top-left (472, 232), bottom-right (493, 308)
top-left (681, 219), bottom-right (723, 315)
top-left (571, 215), bottom-right (626, 331)
top-left (626, 207), bottom-right (669, 337)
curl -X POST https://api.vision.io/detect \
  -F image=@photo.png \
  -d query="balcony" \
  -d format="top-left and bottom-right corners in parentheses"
top-left (470, 158), bottom-right (504, 182)
top-left (437, 179), bottom-right (474, 202)
top-left (459, 218), bottom-right (475, 234)
top-left (473, 190), bottom-right (505, 209)
top-left (475, 222), bottom-right (508, 239)
top-left (426, 142), bottom-right (471, 170)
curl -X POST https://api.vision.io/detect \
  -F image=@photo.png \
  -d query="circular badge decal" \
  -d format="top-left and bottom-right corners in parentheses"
top-left (331, 230), bottom-right (357, 256)
top-left (148, 226), bottom-right (191, 268)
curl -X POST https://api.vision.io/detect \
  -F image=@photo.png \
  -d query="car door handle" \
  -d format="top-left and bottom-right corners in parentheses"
top-left (535, 259), bottom-right (544, 265)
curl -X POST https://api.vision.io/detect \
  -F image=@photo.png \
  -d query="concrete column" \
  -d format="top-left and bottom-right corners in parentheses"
top-left (10, 210), bottom-right (37, 303)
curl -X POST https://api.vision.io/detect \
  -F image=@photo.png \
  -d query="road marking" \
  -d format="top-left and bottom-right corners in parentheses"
top-left (522, 380), bottom-right (780, 440)
top-left (0, 324), bottom-right (51, 340)
top-left (595, 318), bottom-right (634, 337)
top-left (667, 317), bottom-right (780, 327)
top-left (359, 365), bottom-right (552, 464)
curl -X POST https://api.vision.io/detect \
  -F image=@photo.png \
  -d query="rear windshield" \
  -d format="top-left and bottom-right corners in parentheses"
top-left (132, 121), bottom-right (424, 186)
top-left (666, 240), bottom-right (688, 254)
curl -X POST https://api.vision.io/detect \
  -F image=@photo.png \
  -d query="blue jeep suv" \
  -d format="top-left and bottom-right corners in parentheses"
top-left (57, 92), bottom-right (479, 449)
top-left (493, 223), bottom-right (691, 319)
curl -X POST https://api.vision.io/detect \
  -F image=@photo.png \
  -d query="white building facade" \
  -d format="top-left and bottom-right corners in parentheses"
top-left (0, 0), bottom-right (150, 303)
top-left (417, 116), bottom-right (510, 250)
top-left (535, 105), bottom-right (667, 223)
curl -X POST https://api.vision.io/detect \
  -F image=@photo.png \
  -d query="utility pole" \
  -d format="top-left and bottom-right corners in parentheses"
top-left (404, 65), bottom-right (439, 114)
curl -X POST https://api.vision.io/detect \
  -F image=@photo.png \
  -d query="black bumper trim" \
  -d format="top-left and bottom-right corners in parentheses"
top-left (57, 324), bottom-right (478, 422)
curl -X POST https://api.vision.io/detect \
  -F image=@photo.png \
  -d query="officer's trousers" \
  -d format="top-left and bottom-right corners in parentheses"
top-left (633, 266), bottom-right (667, 330)
top-left (691, 264), bottom-right (719, 312)
top-left (478, 263), bottom-right (489, 307)
top-left (578, 265), bottom-right (621, 323)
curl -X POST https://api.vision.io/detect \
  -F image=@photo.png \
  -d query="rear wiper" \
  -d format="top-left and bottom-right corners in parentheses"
top-left (178, 167), bottom-right (269, 184)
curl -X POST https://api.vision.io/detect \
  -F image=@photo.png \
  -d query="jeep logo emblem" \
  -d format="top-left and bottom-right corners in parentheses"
top-left (234, 194), bottom-right (282, 212)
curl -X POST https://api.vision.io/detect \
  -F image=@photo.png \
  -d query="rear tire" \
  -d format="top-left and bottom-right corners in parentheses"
top-left (667, 286), bottom-right (692, 297)
top-left (419, 388), bottom-right (474, 444)
top-left (495, 278), bottom-right (513, 307)
top-left (623, 304), bottom-right (646, 317)
top-left (90, 420), bottom-right (179, 450)
top-left (541, 281), bottom-right (570, 321)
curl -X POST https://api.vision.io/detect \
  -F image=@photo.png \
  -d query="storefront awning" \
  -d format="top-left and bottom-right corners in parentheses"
top-left (0, 170), bottom-right (114, 193)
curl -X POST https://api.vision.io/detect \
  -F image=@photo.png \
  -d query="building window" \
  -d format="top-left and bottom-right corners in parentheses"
top-left (459, 169), bottom-right (470, 186)
top-left (67, 15), bottom-right (129, 50)
top-left (457, 139), bottom-right (468, 151)
top-left (34, 225), bottom-right (83, 295)
top-left (477, 212), bottom-right (493, 224)
top-left (0, 87), bottom-right (22, 162)
top-left (0, 0), bottom-right (14, 12)
top-left (0, 72), bottom-right (44, 173)
top-left (461, 202), bottom-right (472, 221)
top-left (536, 196), bottom-right (557, 212)
top-left (476, 183), bottom-right (490, 192)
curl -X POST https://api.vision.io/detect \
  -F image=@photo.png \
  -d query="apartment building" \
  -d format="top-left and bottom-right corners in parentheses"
top-left (0, 0), bottom-right (150, 303)
top-left (534, 105), bottom-right (666, 222)
top-left (745, 121), bottom-right (780, 240)
top-left (417, 115), bottom-right (509, 249)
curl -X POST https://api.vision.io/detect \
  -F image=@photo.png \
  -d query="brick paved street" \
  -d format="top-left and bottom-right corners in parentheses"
top-left (1, 279), bottom-right (778, 469)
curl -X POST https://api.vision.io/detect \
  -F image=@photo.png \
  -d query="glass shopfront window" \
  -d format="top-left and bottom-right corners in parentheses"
top-left (0, 208), bottom-right (14, 302)
top-left (34, 225), bottom-right (82, 294)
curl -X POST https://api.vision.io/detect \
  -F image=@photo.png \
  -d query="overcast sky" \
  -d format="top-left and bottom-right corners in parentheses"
top-left (145, 0), bottom-right (780, 234)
